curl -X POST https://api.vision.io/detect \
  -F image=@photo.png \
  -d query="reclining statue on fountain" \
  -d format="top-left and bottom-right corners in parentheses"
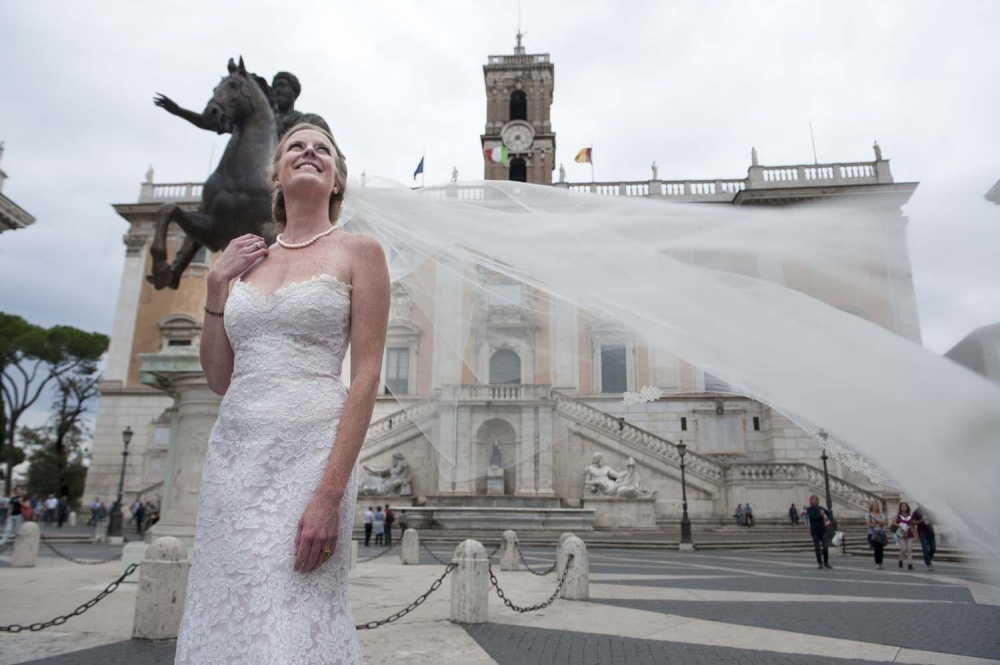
top-left (584, 452), bottom-right (655, 499)
top-left (358, 452), bottom-right (413, 496)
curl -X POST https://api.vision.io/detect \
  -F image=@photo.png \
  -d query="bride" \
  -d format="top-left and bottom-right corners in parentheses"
top-left (175, 123), bottom-right (389, 664)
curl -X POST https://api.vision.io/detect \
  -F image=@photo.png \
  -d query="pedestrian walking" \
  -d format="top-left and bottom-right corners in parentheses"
top-left (374, 505), bottom-right (385, 546)
top-left (911, 504), bottom-right (936, 571)
top-left (57, 495), bottom-right (70, 528)
top-left (43, 495), bottom-right (58, 524)
top-left (0, 486), bottom-right (27, 548)
top-left (384, 504), bottom-right (395, 547)
top-left (789, 503), bottom-right (799, 525)
top-left (866, 500), bottom-right (888, 569)
top-left (363, 505), bottom-right (374, 546)
top-left (805, 495), bottom-right (834, 569)
top-left (398, 509), bottom-right (408, 534)
top-left (893, 502), bottom-right (916, 570)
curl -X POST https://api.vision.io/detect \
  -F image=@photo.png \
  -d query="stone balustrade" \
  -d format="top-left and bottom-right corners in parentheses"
top-left (139, 182), bottom-right (204, 203)
top-left (365, 398), bottom-right (437, 441)
top-left (726, 462), bottom-right (885, 513)
top-left (451, 383), bottom-right (552, 402)
top-left (552, 392), bottom-right (725, 483)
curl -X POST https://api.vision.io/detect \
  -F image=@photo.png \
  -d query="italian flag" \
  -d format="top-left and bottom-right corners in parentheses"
top-left (484, 145), bottom-right (508, 167)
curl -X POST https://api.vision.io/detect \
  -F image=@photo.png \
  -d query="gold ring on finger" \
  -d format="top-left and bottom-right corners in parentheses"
top-left (321, 547), bottom-right (332, 558)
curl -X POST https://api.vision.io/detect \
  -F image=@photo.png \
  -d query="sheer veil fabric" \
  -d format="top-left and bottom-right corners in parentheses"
top-left (341, 177), bottom-right (1000, 565)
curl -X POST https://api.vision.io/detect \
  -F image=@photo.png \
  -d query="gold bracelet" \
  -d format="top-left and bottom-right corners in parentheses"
top-left (204, 306), bottom-right (225, 317)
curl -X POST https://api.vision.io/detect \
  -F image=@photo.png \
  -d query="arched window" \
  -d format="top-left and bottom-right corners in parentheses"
top-left (509, 158), bottom-right (527, 183)
top-left (509, 90), bottom-right (527, 121)
top-left (489, 349), bottom-right (521, 384)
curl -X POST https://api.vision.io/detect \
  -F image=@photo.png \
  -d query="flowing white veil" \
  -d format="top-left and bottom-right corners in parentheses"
top-left (342, 176), bottom-right (1000, 564)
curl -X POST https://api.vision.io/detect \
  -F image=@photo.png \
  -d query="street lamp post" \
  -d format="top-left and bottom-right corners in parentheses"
top-left (678, 440), bottom-right (693, 549)
top-left (106, 426), bottom-right (133, 541)
top-left (818, 429), bottom-right (833, 512)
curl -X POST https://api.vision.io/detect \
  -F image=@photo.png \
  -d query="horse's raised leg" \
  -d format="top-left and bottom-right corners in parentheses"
top-left (169, 237), bottom-right (204, 290)
top-left (146, 204), bottom-right (177, 289)
top-left (147, 203), bottom-right (217, 290)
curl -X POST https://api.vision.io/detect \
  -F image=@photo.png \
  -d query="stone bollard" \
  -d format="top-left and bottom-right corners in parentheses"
top-left (449, 539), bottom-right (489, 624)
top-left (556, 532), bottom-right (575, 579)
top-left (350, 541), bottom-right (358, 570)
top-left (559, 535), bottom-right (589, 601)
top-left (500, 530), bottom-right (520, 571)
top-left (401, 528), bottom-right (419, 565)
top-left (67, 511), bottom-right (77, 527)
top-left (132, 537), bottom-right (190, 640)
top-left (12, 522), bottom-right (40, 568)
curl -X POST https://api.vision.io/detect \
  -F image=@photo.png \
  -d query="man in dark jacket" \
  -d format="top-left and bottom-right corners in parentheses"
top-left (805, 495), bottom-right (834, 569)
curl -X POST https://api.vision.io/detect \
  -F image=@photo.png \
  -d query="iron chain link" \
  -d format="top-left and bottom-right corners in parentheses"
top-left (516, 543), bottom-right (557, 576)
top-left (0, 563), bottom-right (140, 633)
top-left (357, 542), bottom-right (396, 563)
top-left (420, 541), bottom-right (452, 566)
top-left (41, 540), bottom-right (124, 566)
top-left (356, 562), bottom-right (455, 630)
top-left (489, 553), bottom-right (574, 613)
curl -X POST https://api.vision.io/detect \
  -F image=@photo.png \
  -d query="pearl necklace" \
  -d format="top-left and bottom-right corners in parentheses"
top-left (276, 225), bottom-right (338, 249)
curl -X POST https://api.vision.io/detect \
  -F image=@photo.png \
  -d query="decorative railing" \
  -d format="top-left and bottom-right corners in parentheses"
top-left (486, 54), bottom-right (550, 66)
top-left (727, 462), bottom-right (884, 512)
top-left (454, 384), bottom-right (551, 401)
top-left (560, 159), bottom-right (888, 201)
top-left (139, 182), bottom-right (204, 203)
top-left (552, 392), bottom-right (725, 483)
top-left (365, 398), bottom-right (438, 441)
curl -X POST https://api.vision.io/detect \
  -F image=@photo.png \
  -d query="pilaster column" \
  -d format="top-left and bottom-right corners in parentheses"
top-left (140, 349), bottom-right (221, 545)
top-left (103, 233), bottom-right (149, 386)
top-left (517, 406), bottom-right (537, 495)
top-left (536, 405), bottom-right (555, 495)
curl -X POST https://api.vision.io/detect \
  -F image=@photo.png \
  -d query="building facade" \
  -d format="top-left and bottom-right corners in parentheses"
top-left (84, 39), bottom-right (919, 533)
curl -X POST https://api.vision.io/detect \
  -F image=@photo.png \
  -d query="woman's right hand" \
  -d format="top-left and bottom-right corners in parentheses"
top-left (208, 234), bottom-right (269, 285)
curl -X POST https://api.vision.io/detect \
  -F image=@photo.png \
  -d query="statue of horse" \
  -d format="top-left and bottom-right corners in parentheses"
top-left (148, 57), bottom-right (277, 290)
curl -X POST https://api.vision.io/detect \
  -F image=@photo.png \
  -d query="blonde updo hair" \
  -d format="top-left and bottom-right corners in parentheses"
top-left (269, 123), bottom-right (348, 230)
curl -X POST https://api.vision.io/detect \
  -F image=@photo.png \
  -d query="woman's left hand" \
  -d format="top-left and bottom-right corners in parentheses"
top-left (294, 489), bottom-right (342, 573)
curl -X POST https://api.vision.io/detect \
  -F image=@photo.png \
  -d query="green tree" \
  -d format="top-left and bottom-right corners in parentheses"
top-left (22, 426), bottom-right (88, 507)
top-left (0, 312), bottom-right (108, 494)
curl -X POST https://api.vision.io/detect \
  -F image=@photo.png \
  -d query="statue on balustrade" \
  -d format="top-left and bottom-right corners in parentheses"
top-left (358, 452), bottom-right (413, 496)
top-left (584, 452), bottom-right (655, 498)
top-left (147, 58), bottom-right (330, 289)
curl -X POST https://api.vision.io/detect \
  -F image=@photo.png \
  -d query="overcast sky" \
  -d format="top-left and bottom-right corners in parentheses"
top-left (1, 1), bottom-right (998, 428)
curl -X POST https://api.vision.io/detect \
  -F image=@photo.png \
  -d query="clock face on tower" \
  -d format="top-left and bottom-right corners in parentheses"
top-left (501, 120), bottom-right (535, 154)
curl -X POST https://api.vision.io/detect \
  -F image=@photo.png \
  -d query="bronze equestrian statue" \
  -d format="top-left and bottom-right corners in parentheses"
top-left (149, 58), bottom-right (329, 289)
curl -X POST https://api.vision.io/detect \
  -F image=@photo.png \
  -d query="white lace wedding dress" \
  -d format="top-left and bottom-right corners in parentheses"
top-left (175, 273), bottom-right (361, 665)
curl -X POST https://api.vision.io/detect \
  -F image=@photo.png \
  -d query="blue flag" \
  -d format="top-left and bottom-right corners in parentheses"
top-left (413, 156), bottom-right (424, 180)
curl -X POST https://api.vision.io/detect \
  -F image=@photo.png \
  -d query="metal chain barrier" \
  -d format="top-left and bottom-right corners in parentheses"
top-left (357, 542), bottom-right (397, 563)
top-left (420, 541), bottom-right (452, 566)
top-left (0, 563), bottom-right (140, 633)
top-left (40, 540), bottom-right (123, 566)
top-left (488, 553), bottom-right (574, 613)
top-left (515, 543), bottom-right (557, 576)
top-left (356, 562), bottom-right (456, 630)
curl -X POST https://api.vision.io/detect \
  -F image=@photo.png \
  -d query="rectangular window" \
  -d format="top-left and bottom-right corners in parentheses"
top-left (600, 344), bottom-right (627, 394)
top-left (753, 416), bottom-right (760, 431)
top-left (384, 347), bottom-right (410, 396)
top-left (681, 417), bottom-right (688, 431)
top-left (167, 339), bottom-right (192, 346)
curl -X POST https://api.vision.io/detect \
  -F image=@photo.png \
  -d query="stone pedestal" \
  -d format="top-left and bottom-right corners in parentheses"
top-left (12, 522), bottom-right (40, 567)
top-left (559, 535), bottom-right (589, 601)
top-left (67, 511), bottom-right (77, 527)
top-left (584, 496), bottom-right (657, 529)
top-left (500, 530), bottom-right (519, 571)
top-left (556, 532), bottom-right (575, 580)
top-left (133, 537), bottom-right (190, 640)
top-left (139, 349), bottom-right (222, 545)
top-left (401, 528), bottom-right (419, 565)
top-left (486, 466), bottom-right (505, 496)
top-left (449, 539), bottom-right (489, 624)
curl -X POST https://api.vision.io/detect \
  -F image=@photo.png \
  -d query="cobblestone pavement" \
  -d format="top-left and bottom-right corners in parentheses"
top-left (3, 543), bottom-right (998, 664)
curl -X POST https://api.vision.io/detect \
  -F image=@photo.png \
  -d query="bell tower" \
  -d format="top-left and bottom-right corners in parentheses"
top-left (481, 33), bottom-right (556, 184)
